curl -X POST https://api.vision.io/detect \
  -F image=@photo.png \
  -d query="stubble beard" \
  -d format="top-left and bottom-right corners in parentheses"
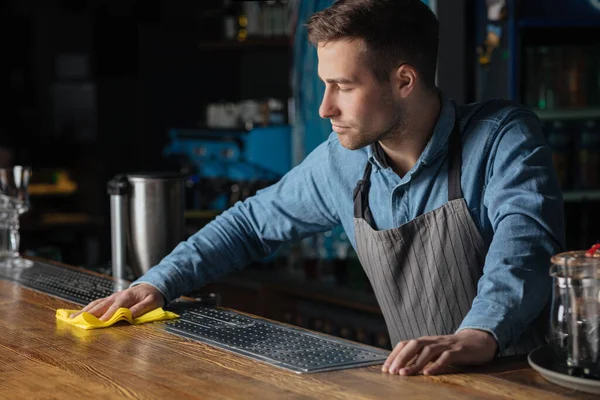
top-left (338, 103), bottom-right (407, 151)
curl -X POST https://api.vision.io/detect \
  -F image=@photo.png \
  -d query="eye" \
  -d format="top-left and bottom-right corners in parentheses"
top-left (339, 87), bottom-right (353, 93)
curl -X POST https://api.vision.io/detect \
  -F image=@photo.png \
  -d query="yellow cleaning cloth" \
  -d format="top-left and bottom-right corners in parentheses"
top-left (55, 307), bottom-right (179, 330)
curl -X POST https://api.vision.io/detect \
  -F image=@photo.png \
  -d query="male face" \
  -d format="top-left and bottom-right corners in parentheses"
top-left (317, 38), bottom-right (406, 150)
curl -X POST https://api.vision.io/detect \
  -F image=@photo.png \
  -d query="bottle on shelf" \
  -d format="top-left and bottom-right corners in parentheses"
top-left (584, 46), bottom-right (600, 107)
top-left (242, 2), bottom-right (261, 37)
top-left (524, 46), bottom-right (538, 109)
top-left (222, 0), bottom-right (237, 40)
top-left (577, 120), bottom-right (600, 189)
top-left (563, 47), bottom-right (587, 109)
top-left (546, 120), bottom-right (571, 190)
top-left (537, 46), bottom-right (556, 110)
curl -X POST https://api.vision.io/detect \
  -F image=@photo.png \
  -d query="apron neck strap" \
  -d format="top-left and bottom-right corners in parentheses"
top-left (447, 114), bottom-right (462, 201)
top-left (353, 162), bottom-right (376, 226)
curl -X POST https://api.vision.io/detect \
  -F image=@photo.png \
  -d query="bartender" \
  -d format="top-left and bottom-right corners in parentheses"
top-left (76, 0), bottom-right (564, 376)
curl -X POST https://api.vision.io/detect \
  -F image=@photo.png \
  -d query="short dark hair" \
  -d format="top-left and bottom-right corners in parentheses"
top-left (306, 0), bottom-right (439, 90)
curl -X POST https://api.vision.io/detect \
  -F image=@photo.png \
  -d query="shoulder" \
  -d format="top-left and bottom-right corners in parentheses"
top-left (458, 99), bottom-right (544, 150)
top-left (459, 99), bottom-right (540, 127)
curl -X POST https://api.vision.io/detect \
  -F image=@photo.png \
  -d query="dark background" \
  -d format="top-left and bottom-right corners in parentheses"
top-left (0, 0), bottom-right (293, 265)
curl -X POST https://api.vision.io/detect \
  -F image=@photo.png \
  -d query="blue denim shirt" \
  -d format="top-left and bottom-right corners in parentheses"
top-left (134, 92), bottom-right (565, 351)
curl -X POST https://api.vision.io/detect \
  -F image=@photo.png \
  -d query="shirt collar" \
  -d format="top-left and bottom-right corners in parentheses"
top-left (367, 90), bottom-right (456, 171)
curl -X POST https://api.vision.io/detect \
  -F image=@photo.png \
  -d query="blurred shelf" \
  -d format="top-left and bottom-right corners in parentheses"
top-left (29, 191), bottom-right (77, 197)
top-left (29, 185), bottom-right (77, 196)
top-left (267, 281), bottom-right (382, 316)
top-left (563, 190), bottom-right (600, 202)
top-left (534, 107), bottom-right (600, 121)
top-left (40, 212), bottom-right (94, 225)
top-left (197, 36), bottom-right (291, 50)
top-left (218, 268), bottom-right (382, 316)
top-left (29, 171), bottom-right (78, 196)
top-left (185, 209), bottom-right (222, 219)
top-left (21, 213), bottom-right (104, 231)
top-left (518, 18), bottom-right (600, 28)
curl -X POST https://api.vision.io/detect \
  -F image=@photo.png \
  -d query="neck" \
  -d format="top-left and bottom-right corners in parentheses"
top-left (379, 90), bottom-right (441, 177)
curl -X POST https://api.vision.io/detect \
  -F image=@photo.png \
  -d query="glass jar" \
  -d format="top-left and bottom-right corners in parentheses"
top-left (550, 249), bottom-right (600, 378)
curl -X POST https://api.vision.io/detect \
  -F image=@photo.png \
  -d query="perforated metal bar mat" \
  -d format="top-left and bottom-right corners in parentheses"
top-left (0, 261), bottom-right (121, 305)
top-left (164, 306), bottom-right (390, 374)
top-left (0, 262), bottom-right (390, 373)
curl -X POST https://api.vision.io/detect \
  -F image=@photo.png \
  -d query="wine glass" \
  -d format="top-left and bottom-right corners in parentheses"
top-left (0, 166), bottom-right (33, 268)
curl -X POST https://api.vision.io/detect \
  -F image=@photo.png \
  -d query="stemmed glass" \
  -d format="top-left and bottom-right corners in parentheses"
top-left (0, 166), bottom-right (33, 268)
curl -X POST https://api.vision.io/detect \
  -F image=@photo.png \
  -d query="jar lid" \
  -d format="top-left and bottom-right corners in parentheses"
top-left (550, 249), bottom-right (600, 278)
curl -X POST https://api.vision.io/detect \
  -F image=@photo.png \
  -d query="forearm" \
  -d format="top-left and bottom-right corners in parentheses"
top-left (132, 142), bottom-right (341, 302)
top-left (459, 211), bottom-right (561, 350)
top-left (130, 204), bottom-right (266, 302)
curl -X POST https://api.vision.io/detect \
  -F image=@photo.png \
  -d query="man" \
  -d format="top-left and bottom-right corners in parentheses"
top-left (77, 0), bottom-right (564, 376)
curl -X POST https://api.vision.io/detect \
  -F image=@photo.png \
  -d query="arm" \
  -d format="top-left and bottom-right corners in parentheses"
top-left (135, 140), bottom-right (341, 302)
top-left (78, 140), bottom-right (340, 320)
top-left (457, 109), bottom-right (565, 350)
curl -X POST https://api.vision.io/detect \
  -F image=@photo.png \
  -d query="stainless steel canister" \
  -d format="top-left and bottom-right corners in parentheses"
top-left (108, 173), bottom-right (186, 282)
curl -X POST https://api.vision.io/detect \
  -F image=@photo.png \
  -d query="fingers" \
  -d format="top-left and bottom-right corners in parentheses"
top-left (388, 339), bottom-right (423, 374)
top-left (382, 340), bottom-right (408, 372)
top-left (423, 350), bottom-right (453, 375)
top-left (71, 291), bottom-right (131, 321)
top-left (69, 297), bottom-right (104, 318)
top-left (382, 336), bottom-right (457, 376)
top-left (99, 301), bottom-right (125, 321)
top-left (81, 297), bottom-right (104, 313)
top-left (400, 344), bottom-right (444, 376)
top-left (128, 296), bottom-right (162, 319)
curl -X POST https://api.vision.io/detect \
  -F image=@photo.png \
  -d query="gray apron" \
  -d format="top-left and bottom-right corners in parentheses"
top-left (352, 117), bottom-right (545, 356)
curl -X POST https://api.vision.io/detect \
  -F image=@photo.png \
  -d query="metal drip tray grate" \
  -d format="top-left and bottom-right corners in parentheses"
top-left (164, 306), bottom-right (390, 374)
top-left (0, 261), bottom-right (120, 305)
top-left (0, 262), bottom-right (390, 373)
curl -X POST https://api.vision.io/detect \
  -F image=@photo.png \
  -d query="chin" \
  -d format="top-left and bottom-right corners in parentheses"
top-left (337, 135), bottom-right (369, 151)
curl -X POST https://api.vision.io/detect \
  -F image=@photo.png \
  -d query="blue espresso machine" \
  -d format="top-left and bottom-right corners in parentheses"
top-left (163, 125), bottom-right (292, 211)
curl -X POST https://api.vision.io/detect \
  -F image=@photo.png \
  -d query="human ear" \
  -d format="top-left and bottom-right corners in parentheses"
top-left (393, 63), bottom-right (416, 98)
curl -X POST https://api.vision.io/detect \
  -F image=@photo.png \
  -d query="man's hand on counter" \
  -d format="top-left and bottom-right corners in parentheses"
top-left (69, 284), bottom-right (165, 321)
top-left (381, 329), bottom-right (498, 376)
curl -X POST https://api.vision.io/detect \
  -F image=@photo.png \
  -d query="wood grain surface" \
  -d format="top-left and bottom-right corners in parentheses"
top-left (0, 268), bottom-right (597, 399)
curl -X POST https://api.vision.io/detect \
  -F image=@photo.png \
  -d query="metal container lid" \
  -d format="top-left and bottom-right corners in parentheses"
top-left (107, 174), bottom-right (130, 195)
top-left (126, 172), bottom-right (187, 182)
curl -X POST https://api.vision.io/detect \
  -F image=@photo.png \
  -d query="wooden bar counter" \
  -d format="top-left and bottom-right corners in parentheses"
top-left (0, 261), bottom-right (596, 399)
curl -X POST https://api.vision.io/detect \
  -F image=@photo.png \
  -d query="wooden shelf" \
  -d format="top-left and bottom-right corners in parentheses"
top-left (21, 213), bottom-right (104, 231)
top-left (216, 268), bottom-right (382, 316)
top-left (534, 107), bottom-right (600, 121)
top-left (185, 209), bottom-right (222, 219)
top-left (563, 190), bottom-right (600, 202)
top-left (518, 18), bottom-right (600, 29)
top-left (197, 36), bottom-right (291, 50)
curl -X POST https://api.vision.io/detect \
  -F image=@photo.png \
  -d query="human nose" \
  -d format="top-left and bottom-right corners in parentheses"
top-left (319, 88), bottom-right (339, 119)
